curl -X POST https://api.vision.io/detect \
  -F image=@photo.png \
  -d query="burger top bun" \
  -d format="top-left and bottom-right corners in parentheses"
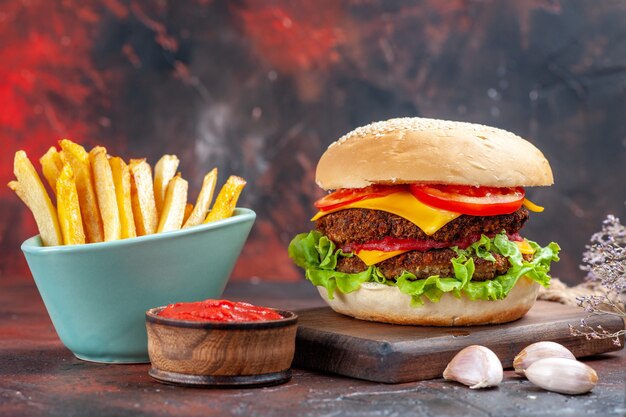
top-left (316, 117), bottom-right (554, 190)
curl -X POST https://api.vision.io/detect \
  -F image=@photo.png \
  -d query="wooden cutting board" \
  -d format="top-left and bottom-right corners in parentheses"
top-left (293, 301), bottom-right (625, 383)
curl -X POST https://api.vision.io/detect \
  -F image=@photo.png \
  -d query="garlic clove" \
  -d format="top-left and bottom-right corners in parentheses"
top-left (525, 357), bottom-right (598, 395)
top-left (514, 341), bottom-right (576, 375)
top-left (443, 345), bottom-right (503, 389)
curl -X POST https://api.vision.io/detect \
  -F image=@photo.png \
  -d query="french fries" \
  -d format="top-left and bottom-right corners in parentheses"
top-left (40, 147), bottom-right (64, 194)
top-left (204, 176), bottom-right (246, 223)
top-left (9, 141), bottom-right (246, 246)
top-left (183, 168), bottom-right (217, 228)
top-left (183, 203), bottom-right (193, 225)
top-left (11, 151), bottom-right (63, 246)
top-left (59, 139), bottom-right (104, 243)
top-left (129, 159), bottom-right (158, 236)
top-left (89, 146), bottom-right (121, 241)
top-left (157, 174), bottom-right (188, 233)
top-left (56, 164), bottom-right (86, 245)
top-left (109, 157), bottom-right (137, 239)
top-left (153, 155), bottom-right (179, 217)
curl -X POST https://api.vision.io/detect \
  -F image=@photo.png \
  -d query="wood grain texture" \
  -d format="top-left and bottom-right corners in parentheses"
top-left (146, 312), bottom-right (297, 378)
top-left (293, 301), bottom-right (625, 383)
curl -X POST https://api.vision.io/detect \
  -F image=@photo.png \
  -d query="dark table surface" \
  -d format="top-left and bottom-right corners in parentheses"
top-left (1, 275), bottom-right (624, 417)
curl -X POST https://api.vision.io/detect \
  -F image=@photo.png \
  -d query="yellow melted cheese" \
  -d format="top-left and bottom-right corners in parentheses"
top-left (516, 240), bottom-right (535, 255)
top-left (522, 198), bottom-right (544, 213)
top-left (355, 241), bottom-right (534, 267)
top-left (313, 191), bottom-right (535, 265)
top-left (311, 191), bottom-right (461, 235)
top-left (355, 249), bottom-right (410, 266)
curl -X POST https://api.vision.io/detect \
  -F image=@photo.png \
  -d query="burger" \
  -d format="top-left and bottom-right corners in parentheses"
top-left (288, 117), bottom-right (560, 326)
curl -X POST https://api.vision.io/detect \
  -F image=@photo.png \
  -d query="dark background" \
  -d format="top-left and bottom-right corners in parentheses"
top-left (1, 0), bottom-right (625, 284)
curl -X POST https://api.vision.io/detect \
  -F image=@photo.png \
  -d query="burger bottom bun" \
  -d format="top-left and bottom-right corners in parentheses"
top-left (317, 276), bottom-right (540, 326)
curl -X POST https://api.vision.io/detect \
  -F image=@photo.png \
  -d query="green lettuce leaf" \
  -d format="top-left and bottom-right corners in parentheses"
top-left (288, 230), bottom-right (560, 306)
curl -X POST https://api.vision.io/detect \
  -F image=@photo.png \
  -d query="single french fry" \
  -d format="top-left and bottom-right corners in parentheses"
top-left (157, 174), bottom-right (188, 233)
top-left (39, 146), bottom-right (64, 194)
top-left (129, 159), bottom-right (158, 236)
top-left (10, 151), bottom-right (63, 246)
top-left (56, 164), bottom-right (86, 245)
top-left (59, 139), bottom-right (104, 243)
top-left (204, 176), bottom-right (246, 223)
top-left (153, 155), bottom-right (179, 217)
top-left (183, 168), bottom-right (217, 228)
top-left (7, 181), bottom-right (25, 203)
top-left (183, 203), bottom-right (193, 224)
top-left (89, 146), bottom-right (121, 241)
top-left (109, 157), bottom-right (137, 239)
top-left (8, 179), bottom-right (63, 247)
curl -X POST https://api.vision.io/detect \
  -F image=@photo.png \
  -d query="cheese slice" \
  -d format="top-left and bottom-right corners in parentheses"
top-left (516, 240), bottom-right (535, 255)
top-left (356, 241), bottom-right (534, 266)
top-left (355, 249), bottom-right (410, 266)
top-left (311, 191), bottom-right (461, 235)
top-left (522, 198), bottom-right (544, 213)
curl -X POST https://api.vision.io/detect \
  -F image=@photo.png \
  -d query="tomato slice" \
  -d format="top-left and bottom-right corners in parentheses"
top-left (314, 184), bottom-right (406, 211)
top-left (409, 184), bottom-right (525, 216)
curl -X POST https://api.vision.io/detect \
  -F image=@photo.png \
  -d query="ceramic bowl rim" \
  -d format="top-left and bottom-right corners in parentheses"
top-left (145, 306), bottom-right (298, 330)
top-left (21, 207), bottom-right (256, 255)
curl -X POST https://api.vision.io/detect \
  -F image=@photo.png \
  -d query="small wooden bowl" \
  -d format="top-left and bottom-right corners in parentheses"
top-left (145, 307), bottom-right (298, 387)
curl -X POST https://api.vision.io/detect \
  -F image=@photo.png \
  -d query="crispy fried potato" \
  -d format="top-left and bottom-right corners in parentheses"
top-left (11, 140), bottom-right (248, 245)
top-left (59, 139), bottom-right (104, 243)
top-left (183, 168), bottom-right (217, 228)
top-left (204, 175), bottom-right (246, 223)
top-left (129, 159), bottom-right (158, 236)
top-left (10, 151), bottom-right (63, 246)
top-left (157, 174), bottom-right (188, 233)
top-left (56, 164), bottom-right (86, 245)
top-left (109, 157), bottom-right (137, 239)
top-left (39, 147), bottom-right (64, 194)
top-left (7, 181), bottom-right (24, 202)
top-left (183, 203), bottom-right (193, 224)
top-left (153, 155), bottom-right (179, 217)
top-left (89, 147), bottom-right (121, 241)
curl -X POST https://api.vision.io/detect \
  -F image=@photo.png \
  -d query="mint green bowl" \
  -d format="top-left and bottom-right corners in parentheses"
top-left (21, 208), bottom-right (255, 363)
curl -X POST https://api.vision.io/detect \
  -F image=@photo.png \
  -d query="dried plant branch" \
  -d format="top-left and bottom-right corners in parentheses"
top-left (571, 214), bottom-right (626, 346)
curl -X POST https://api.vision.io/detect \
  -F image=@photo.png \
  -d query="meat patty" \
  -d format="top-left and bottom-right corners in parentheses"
top-left (316, 207), bottom-right (529, 246)
top-left (337, 249), bottom-right (513, 281)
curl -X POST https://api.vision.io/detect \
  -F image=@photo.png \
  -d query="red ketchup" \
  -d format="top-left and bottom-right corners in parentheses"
top-left (158, 299), bottom-right (283, 322)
